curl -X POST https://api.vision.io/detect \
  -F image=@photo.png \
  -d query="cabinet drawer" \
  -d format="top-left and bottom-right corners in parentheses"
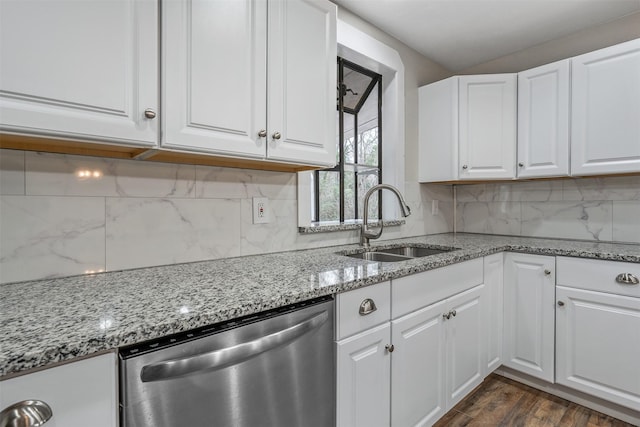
top-left (0, 353), bottom-right (117, 427)
top-left (557, 257), bottom-right (640, 298)
top-left (336, 281), bottom-right (390, 340)
top-left (392, 258), bottom-right (483, 319)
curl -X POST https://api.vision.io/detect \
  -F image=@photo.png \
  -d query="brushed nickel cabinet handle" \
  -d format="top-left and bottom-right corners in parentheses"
top-left (616, 273), bottom-right (639, 285)
top-left (144, 108), bottom-right (156, 119)
top-left (258, 129), bottom-right (267, 138)
top-left (0, 400), bottom-right (53, 426)
top-left (544, 269), bottom-right (551, 276)
top-left (272, 132), bottom-right (281, 140)
top-left (557, 301), bottom-right (565, 307)
top-left (359, 298), bottom-right (377, 316)
top-left (518, 162), bottom-right (524, 167)
top-left (462, 164), bottom-right (468, 170)
top-left (443, 312), bottom-right (451, 320)
top-left (385, 344), bottom-right (395, 353)
top-left (450, 309), bottom-right (456, 317)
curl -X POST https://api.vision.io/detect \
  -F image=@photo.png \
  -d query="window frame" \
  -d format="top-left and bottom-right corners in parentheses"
top-left (313, 57), bottom-right (383, 223)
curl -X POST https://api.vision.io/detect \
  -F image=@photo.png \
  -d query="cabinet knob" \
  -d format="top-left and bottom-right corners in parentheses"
top-left (0, 400), bottom-right (53, 426)
top-left (359, 298), bottom-right (377, 316)
top-left (258, 129), bottom-right (267, 138)
top-left (144, 108), bottom-right (156, 119)
top-left (385, 344), bottom-right (395, 353)
top-left (557, 301), bottom-right (565, 307)
top-left (616, 273), bottom-right (639, 285)
top-left (544, 269), bottom-right (551, 276)
top-left (450, 309), bottom-right (456, 317)
top-left (518, 162), bottom-right (524, 167)
top-left (272, 132), bottom-right (281, 140)
top-left (461, 164), bottom-right (468, 170)
top-left (443, 312), bottom-right (451, 320)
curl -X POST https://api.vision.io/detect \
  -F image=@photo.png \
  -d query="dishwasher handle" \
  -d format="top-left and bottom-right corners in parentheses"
top-left (140, 309), bottom-right (329, 382)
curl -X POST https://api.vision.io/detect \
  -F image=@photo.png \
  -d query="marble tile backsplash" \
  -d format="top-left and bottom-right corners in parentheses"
top-left (456, 178), bottom-right (640, 244)
top-left (0, 149), bottom-right (453, 283)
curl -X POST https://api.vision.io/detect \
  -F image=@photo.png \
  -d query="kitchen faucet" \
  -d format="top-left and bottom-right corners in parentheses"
top-left (360, 184), bottom-right (411, 247)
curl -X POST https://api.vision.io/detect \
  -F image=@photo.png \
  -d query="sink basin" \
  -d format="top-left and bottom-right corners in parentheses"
top-left (379, 245), bottom-right (454, 258)
top-left (344, 251), bottom-right (413, 262)
top-left (341, 245), bottom-right (457, 263)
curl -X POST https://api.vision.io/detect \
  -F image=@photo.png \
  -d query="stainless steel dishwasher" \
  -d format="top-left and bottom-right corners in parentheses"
top-left (120, 296), bottom-right (334, 427)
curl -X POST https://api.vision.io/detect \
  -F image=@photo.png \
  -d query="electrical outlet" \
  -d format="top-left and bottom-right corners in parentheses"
top-left (253, 197), bottom-right (270, 224)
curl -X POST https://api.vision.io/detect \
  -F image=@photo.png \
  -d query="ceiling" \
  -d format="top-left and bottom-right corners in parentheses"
top-left (333, 0), bottom-right (640, 71)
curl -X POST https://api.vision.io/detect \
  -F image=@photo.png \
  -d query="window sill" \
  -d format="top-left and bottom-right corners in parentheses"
top-left (298, 219), bottom-right (406, 234)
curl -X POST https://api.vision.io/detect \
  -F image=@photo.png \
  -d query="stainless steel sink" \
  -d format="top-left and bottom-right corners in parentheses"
top-left (341, 245), bottom-right (457, 263)
top-left (344, 251), bottom-right (413, 262)
top-left (378, 245), bottom-right (454, 258)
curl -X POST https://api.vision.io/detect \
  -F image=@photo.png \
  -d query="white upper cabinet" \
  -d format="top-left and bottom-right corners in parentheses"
top-left (458, 74), bottom-right (517, 180)
top-left (162, 0), bottom-right (337, 167)
top-left (517, 60), bottom-right (570, 178)
top-left (571, 38), bottom-right (640, 176)
top-left (418, 74), bottom-right (517, 182)
top-left (0, 0), bottom-right (158, 147)
top-left (162, 0), bottom-right (267, 158)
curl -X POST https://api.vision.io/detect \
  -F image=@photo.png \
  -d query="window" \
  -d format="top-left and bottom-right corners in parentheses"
top-left (313, 58), bottom-right (383, 223)
top-left (297, 19), bottom-right (405, 229)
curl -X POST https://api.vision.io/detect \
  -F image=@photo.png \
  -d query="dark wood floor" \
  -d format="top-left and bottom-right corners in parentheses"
top-left (433, 374), bottom-right (636, 427)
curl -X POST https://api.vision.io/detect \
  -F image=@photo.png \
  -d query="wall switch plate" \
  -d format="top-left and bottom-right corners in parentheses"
top-left (253, 197), bottom-right (270, 224)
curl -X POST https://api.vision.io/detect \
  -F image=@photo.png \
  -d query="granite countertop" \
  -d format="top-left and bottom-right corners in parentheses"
top-left (2, 232), bottom-right (640, 378)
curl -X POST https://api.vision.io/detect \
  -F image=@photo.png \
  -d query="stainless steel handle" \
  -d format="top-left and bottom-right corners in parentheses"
top-left (443, 312), bottom-right (451, 320)
top-left (462, 165), bottom-right (468, 170)
top-left (144, 108), bottom-right (156, 119)
top-left (450, 309), bottom-right (456, 317)
top-left (518, 162), bottom-right (524, 167)
top-left (140, 310), bottom-right (328, 382)
top-left (544, 269), bottom-right (551, 276)
top-left (557, 301), bottom-right (565, 307)
top-left (272, 132), bottom-right (281, 140)
top-left (258, 129), bottom-right (267, 138)
top-left (616, 273), bottom-right (639, 285)
top-left (0, 400), bottom-right (53, 427)
top-left (359, 298), bottom-right (377, 316)
top-left (385, 344), bottom-right (395, 353)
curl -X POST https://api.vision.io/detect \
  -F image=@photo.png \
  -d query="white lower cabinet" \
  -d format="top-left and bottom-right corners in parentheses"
top-left (337, 323), bottom-right (391, 427)
top-left (336, 281), bottom-right (392, 427)
top-left (391, 299), bottom-right (447, 427)
top-left (556, 257), bottom-right (640, 411)
top-left (483, 253), bottom-right (503, 374)
top-left (503, 252), bottom-right (555, 383)
top-left (0, 352), bottom-right (117, 427)
top-left (337, 258), bottom-right (487, 427)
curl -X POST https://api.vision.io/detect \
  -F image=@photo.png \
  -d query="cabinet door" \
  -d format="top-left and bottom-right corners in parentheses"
top-left (556, 286), bottom-right (640, 411)
top-left (503, 253), bottom-right (555, 382)
top-left (445, 284), bottom-right (485, 409)
top-left (337, 323), bottom-right (391, 427)
top-left (0, 0), bottom-right (158, 146)
top-left (162, 0), bottom-right (266, 158)
top-left (418, 77), bottom-right (458, 182)
top-left (267, 0), bottom-right (337, 167)
top-left (483, 253), bottom-right (503, 375)
top-left (0, 353), bottom-right (117, 427)
top-left (391, 300), bottom-right (447, 427)
top-left (571, 38), bottom-right (640, 176)
top-left (517, 60), bottom-right (570, 178)
top-left (458, 74), bottom-right (516, 180)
